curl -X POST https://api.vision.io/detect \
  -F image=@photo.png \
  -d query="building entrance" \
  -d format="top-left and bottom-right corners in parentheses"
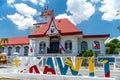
top-left (48, 36), bottom-right (60, 53)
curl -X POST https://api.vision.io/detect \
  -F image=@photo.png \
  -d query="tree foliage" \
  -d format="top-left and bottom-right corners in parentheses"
top-left (77, 49), bottom-right (98, 57)
top-left (0, 38), bottom-right (8, 49)
top-left (116, 10), bottom-right (120, 16)
top-left (105, 38), bottom-right (120, 54)
top-left (116, 10), bottom-right (120, 32)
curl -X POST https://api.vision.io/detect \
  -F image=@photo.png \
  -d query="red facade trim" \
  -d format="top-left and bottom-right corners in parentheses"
top-left (83, 34), bottom-right (110, 38)
top-left (28, 32), bottom-right (83, 38)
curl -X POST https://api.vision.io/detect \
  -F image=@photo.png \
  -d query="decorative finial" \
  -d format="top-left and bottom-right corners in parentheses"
top-left (45, 5), bottom-right (48, 10)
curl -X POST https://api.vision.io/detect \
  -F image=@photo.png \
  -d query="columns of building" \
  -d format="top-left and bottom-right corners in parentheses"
top-left (72, 38), bottom-right (78, 54)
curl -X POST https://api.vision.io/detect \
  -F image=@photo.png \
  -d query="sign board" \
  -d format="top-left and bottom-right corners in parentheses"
top-left (13, 57), bottom-right (115, 78)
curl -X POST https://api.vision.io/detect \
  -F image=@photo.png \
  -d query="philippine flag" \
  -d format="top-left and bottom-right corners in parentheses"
top-left (93, 42), bottom-right (100, 49)
top-left (29, 45), bottom-right (34, 56)
top-left (59, 44), bottom-right (65, 51)
top-left (30, 46), bottom-right (33, 53)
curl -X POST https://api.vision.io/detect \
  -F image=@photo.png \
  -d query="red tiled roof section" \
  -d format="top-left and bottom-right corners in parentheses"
top-left (56, 19), bottom-right (81, 33)
top-left (29, 18), bottom-right (82, 38)
top-left (30, 22), bottom-right (50, 36)
top-left (3, 37), bottom-right (29, 45)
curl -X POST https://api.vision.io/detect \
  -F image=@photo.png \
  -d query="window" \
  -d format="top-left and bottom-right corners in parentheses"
top-left (0, 47), bottom-right (4, 53)
top-left (24, 46), bottom-right (29, 56)
top-left (93, 41), bottom-right (100, 49)
top-left (8, 47), bottom-right (12, 56)
top-left (93, 41), bottom-right (100, 54)
top-left (16, 46), bottom-right (20, 53)
top-left (65, 40), bottom-right (72, 50)
top-left (39, 41), bottom-right (46, 53)
top-left (81, 41), bottom-right (88, 50)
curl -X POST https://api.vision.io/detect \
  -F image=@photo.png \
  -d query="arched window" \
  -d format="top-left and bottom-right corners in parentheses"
top-left (8, 47), bottom-right (12, 56)
top-left (16, 46), bottom-right (20, 53)
top-left (24, 46), bottom-right (29, 56)
top-left (93, 41), bottom-right (100, 49)
top-left (65, 40), bottom-right (72, 50)
top-left (39, 41), bottom-right (46, 53)
top-left (93, 41), bottom-right (100, 54)
top-left (81, 41), bottom-right (88, 50)
top-left (0, 47), bottom-right (4, 53)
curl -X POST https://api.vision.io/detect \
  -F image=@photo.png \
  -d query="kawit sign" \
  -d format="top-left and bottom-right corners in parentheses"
top-left (13, 57), bottom-right (115, 78)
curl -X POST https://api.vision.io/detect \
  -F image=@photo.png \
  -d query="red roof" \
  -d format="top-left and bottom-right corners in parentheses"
top-left (29, 18), bottom-right (82, 38)
top-left (83, 34), bottom-right (110, 38)
top-left (3, 37), bottom-right (29, 45)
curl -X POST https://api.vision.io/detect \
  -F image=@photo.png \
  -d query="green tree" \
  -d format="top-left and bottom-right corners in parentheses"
top-left (0, 38), bottom-right (8, 53)
top-left (116, 10), bottom-right (120, 31)
top-left (116, 10), bottom-right (120, 16)
top-left (77, 50), bottom-right (98, 66)
top-left (77, 49), bottom-right (98, 57)
top-left (105, 38), bottom-right (120, 54)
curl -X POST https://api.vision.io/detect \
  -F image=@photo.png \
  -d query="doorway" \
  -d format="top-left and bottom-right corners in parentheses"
top-left (49, 36), bottom-right (60, 53)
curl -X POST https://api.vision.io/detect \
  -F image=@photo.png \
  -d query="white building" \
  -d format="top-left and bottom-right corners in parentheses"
top-left (1, 8), bottom-right (109, 56)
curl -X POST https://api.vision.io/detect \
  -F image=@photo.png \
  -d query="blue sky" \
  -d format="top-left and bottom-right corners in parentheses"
top-left (0, 0), bottom-right (120, 38)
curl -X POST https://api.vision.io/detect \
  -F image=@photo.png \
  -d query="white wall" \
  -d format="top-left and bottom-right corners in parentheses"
top-left (79, 38), bottom-right (106, 55)
top-left (31, 36), bottom-right (79, 54)
top-left (3, 45), bottom-right (29, 56)
top-left (61, 36), bottom-right (78, 54)
top-left (3, 36), bottom-right (105, 56)
top-left (31, 37), bottom-right (49, 55)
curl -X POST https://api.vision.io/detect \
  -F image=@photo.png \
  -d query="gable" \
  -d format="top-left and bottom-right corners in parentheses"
top-left (46, 19), bottom-right (59, 35)
top-left (29, 18), bottom-right (83, 38)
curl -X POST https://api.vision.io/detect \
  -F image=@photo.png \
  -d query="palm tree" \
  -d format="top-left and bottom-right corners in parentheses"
top-left (0, 38), bottom-right (8, 49)
top-left (116, 10), bottom-right (120, 16)
top-left (116, 10), bottom-right (120, 31)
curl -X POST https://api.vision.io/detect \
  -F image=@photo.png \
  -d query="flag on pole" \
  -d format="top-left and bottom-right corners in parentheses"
top-left (29, 45), bottom-right (34, 56)
top-left (93, 42), bottom-right (100, 49)
top-left (59, 44), bottom-right (65, 51)
top-left (30, 46), bottom-right (33, 53)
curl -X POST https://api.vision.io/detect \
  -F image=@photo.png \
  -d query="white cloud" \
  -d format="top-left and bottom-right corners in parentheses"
top-left (55, 14), bottom-right (71, 22)
top-left (39, 0), bottom-right (46, 7)
top-left (91, 0), bottom-right (100, 3)
top-left (14, 3), bottom-right (37, 17)
top-left (0, 18), bottom-right (2, 21)
top-left (0, 17), bottom-right (5, 21)
top-left (7, 13), bottom-right (36, 30)
top-left (56, 0), bottom-right (95, 25)
top-left (7, 0), bottom-right (15, 7)
top-left (99, 0), bottom-right (120, 21)
top-left (30, 0), bottom-right (38, 5)
top-left (6, 2), bottom-right (37, 30)
top-left (28, 0), bottom-right (46, 7)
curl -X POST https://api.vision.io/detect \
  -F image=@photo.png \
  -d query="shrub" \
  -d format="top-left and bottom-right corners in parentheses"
top-left (77, 50), bottom-right (98, 57)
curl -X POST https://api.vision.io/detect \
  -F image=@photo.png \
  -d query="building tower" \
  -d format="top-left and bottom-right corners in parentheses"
top-left (40, 7), bottom-right (54, 23)
top-left (30, 7), bottom-right (54, 34)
